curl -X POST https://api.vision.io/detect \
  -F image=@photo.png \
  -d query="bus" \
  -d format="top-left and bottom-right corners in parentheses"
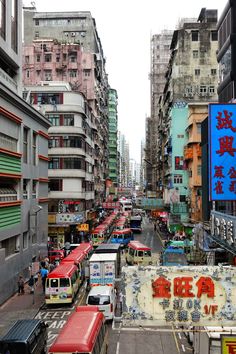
top-left (110, 228), bottom-right (134, 248)
top-left (73, 242), bottom-right (94, 260)
top-left (45, 263), bottom-right (80, 305)
top-left (90, 225), bottom-right (109, 247)
top-left (113, 216), bottom-right (129, 231)
top-left (119, 199), bottom-right (133, 213)
top-left (48, 306), bottom-right (108, 354)
top-left (61, 249), bottom-right (87, 282)
top-left (126, 240), bottom-right (153, 266)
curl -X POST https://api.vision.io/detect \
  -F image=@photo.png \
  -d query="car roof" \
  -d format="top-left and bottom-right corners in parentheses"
top-left (88, 286), bottom-right (112, 296)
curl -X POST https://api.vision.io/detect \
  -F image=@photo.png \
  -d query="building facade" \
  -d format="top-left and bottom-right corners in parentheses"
top-left (0, 1), bottom-right (51, 304)
top-left (159, 9), bottom-right (219, 228)
top-left (22, 8), bottom-right (110, 211)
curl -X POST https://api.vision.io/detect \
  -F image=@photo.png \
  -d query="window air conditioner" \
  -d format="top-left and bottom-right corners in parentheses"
top-left (64, 136), bottom-right (69, 139)
top-left (71, 32), bottom-right (76, 37)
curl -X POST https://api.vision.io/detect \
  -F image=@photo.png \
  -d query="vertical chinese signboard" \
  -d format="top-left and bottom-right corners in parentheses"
top-left (122, 266), bottom-right (236, 326)
top-left (209, 104), bottom-right (236, 200)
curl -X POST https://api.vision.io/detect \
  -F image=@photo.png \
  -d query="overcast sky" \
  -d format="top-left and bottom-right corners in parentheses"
top-left (24, 0), bottom-right (226, 161)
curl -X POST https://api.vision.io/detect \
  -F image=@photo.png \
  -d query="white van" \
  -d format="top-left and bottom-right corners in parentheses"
top-left (86, 285), bottom-right (116, 320)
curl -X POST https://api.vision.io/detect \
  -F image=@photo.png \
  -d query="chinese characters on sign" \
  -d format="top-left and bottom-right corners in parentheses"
top-left (209, 104), bottom-right (236, 200)
top-left (102, 202), bottom-right (120, 209)
top-left (210, 211), bottom-right (236, 247)
top-left (122, 266), bottom-right (236, 326)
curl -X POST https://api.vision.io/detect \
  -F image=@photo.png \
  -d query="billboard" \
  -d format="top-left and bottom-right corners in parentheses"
top-left (122, 266), bottom-right (236, 327)
top-left (209, 104), bottom-right (236, 201)
top-left (221, 335), bottom-right (236, 354)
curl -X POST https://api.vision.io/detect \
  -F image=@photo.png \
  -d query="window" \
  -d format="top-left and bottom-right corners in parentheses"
top-left (26, 70), bottom-right (30, 78)
top-left (63, 53), bottom-right (67, 61)
top-left (23, 179), bottom-right (29, 199)
top-left (211, 68), bottom-right (217, 76)
top-left (83, 69), bottom-right (91, 77)
top-left (49, 137), bottom-right (60, 148)
top-left (211, 31), bottom-right (218, 41)
top-left (23, 232), bottom-right (28, 249)
top-left (47, 114), bottom-right (60, 126)
top-left (35, 31), bottom-right (39, 38)
top-left (32, 132), bottom-right (37, 165)
top-left (49, 158), bottom-right (59, 169)
top-left (0, 133), bottom-right (17, 151)
top-left (0, 0), bottom-right (6, 39)
top-left (1, 235), bottom-right (19, 257)
top-left (197, 165), bottom-right (202, 176)
top-left (44, 70), bottom-right (52, 81)
top-left (45, 54), bottom-right (52, 62)
top-left (193, 50), bottom-right (198, 58)
top-left (197, 123), bottom-right (201, 134)
top-left (32, 180), bottom-right (37, 199)
top-left (11, 0), bottom-right (18, 52)
top-left (209, 86), bottom-right (215, 95)
top-left (199, 85), bottom-right (207, 95)
top-left (25, 56), bottom-right (29, 64)
top-left (36, 70), bottom-right (41, 76)
top-left (174, 174), bottom-right (183, 184)
top-left (175, 156), bottom-right (183, 170)
top-left (195, 69), bottom-right (200, 76)
top-left (177, 134), bottom-right (184, 138)
top-left (49, 179), bottom-right (62, 191)
top-left (180, 195), bottom-right (186, 202)
top-left (191, 31), bottom-right (199, 41)
top-left (36, 54), bottom-right (40, 62)
top-left (23, 127), bottom-right (29, 163)
top-left (56, 55), bottom-right (60, 62)
top-left (64, 114), bottom-right (74, 126)
top-left (69, 70), bottom-right (77, 77)
top-left (35, 19), bottom-right (39, 26)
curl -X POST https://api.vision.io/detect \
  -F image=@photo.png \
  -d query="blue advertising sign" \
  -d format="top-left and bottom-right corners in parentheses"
top-left (209, 104), bottom-right (236, 201)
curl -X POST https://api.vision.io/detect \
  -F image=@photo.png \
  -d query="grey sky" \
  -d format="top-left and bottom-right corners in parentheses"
top-left (24, 0), bottom-right (226, 161)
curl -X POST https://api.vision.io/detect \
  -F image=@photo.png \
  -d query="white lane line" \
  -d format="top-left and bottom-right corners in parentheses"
top-left (181, 344), bottom-right (186, 352)
top-left (116, 341), bottom-right (120, 354)
top-left (178, 333), bottom-right (182, 340)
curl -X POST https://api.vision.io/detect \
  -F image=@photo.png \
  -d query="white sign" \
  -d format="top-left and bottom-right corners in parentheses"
top-left (122, 266), bottom-right (236, 327)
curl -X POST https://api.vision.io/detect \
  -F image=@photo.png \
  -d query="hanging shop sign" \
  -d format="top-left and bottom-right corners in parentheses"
top-left (77, 223), bottom-right (89, 232)
top-left (209, 103), bottom-right (236, 201)
top-left (56, 212), bottom-right (85, 224)
top-left (122, 266), bottom-right (236, 327)
top-left (211, 211), bottom-right (236, 248)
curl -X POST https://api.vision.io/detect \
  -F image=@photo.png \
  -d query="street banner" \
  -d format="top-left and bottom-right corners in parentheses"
top-left (122, 266), bottom-right (236, 327)
top-left (209, 103), bottom-right (236, 201)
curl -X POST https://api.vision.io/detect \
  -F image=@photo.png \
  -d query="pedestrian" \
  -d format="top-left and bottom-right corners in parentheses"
top-left (154, 221), bottom-right (157, 231)
top-left (17, 275), bottom-right (25, 295)
top-left (119, 291), bottom-right (124, 312)
top-left (28, 275), bottom-right (35, 294)
top-left (40, 267), bottom-right (48, 292)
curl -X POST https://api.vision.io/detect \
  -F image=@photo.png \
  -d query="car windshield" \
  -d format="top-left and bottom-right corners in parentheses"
top-left (88, 295), bottom-right (110, 305)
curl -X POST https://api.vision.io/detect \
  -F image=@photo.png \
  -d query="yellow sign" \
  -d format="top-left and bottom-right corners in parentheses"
top-left (48, 214), bottom-right (56, 223)
top-left (77, 223), bottom-right (89, 232)
top-left (221, 335), bottom-right (236, 354)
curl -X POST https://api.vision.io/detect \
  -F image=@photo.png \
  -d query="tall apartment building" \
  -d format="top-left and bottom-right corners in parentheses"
top-left (146, 31), bottom-right (172, 194)
top-left (159, 9), bottom-right (218, 228)
top-left (118, 132), bottom-right (130, 188)
top-left (0, 1), bottom-right (51, 304)
top-left (108, 89), bottom-right (118, 190)
top-left (23, 82), bottom-right (96, 246)
top-left (22, 7), bottom-right (110, 220)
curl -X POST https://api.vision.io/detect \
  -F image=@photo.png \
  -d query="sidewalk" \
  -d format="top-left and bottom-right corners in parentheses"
top-left (0, 281), bottom-right (45, 337)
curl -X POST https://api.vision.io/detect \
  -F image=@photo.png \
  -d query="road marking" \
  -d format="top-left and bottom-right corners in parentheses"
top-left (178, 333), bottom-right (182, 339)
top-left (116, 341), bottom-right (120, 354)
top-left (181, 344), bottom-right (186, 352)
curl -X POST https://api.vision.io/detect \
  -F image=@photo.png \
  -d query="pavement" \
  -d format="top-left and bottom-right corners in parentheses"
top-left (0, 280), bottom-right (45, 337)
